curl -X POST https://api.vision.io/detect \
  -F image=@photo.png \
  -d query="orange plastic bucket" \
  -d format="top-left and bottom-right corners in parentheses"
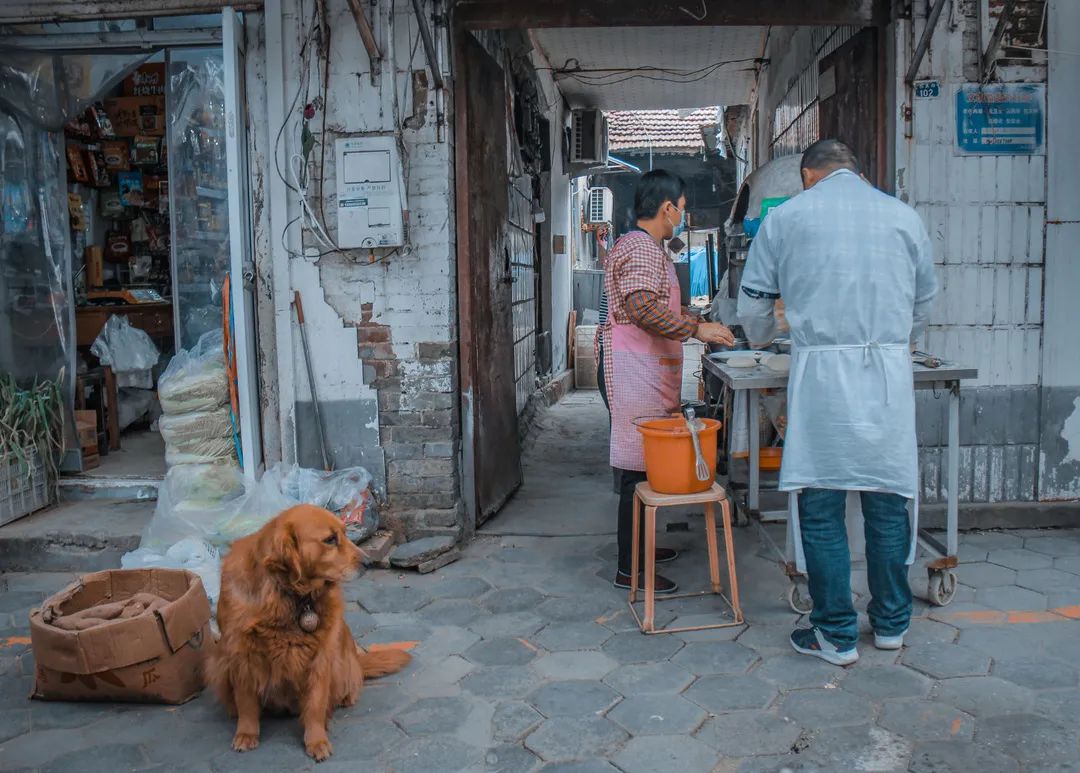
top-left (635, 417), bottom-right (721, 494)
top-left (732, 447), bottom-right (783, 472)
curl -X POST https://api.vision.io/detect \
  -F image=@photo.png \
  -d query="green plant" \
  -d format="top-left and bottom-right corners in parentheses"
top-left (0, 371), bottom-right (65, 491)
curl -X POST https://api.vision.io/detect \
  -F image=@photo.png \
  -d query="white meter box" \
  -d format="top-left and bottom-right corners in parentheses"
top-left (335, 136), bottom-right (406, 249)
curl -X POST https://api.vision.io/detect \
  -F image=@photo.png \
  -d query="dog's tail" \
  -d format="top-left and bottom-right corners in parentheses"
top-left (356, 645), bottom-right (412, 678)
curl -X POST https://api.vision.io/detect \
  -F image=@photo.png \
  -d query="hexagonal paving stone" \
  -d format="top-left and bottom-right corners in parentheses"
top-left (533, 651), bottom-right (618, 681)
top-left (610, 735), bottom-right (719, 773)
top-left (801, 724), bottom-right (911, 771)
top-left (987, 548), bottom-right (1055, 571)
top-left (671, 641), bottom-right (757, 676)
top-left (469, 613), bottom-right (547, 640)
top-left (683, 674), bottom-right (778, 714)
top-left (328, 719), bottom-right (407, 762)
top-left (394, 695), bottom-right (475, 735)
top-left (483, 588), bottom-right (547, 614)
top-left (877, 698), bottom-right (975, 741)
top-left (1055, 556), bottom-right (1080, 576)
top-left (1016, 568), bottom-right (1080, 593)
top-left (901, 644), bottom-right (991, 679)
top-left (900, 618), bottom-right (958, 646)
top-left (427, 576), bottom-right (492, 600)
top-left (380, 735), bottom-right (482, 773)
top-left (466, 638), bottom-right (538, 667)
top-left (492, 701), bottom-right (545, 743)
top-left (526, 681), bottom-right (621, 718)
top-left (1025, 535), bottom-right (1080, 558)
top-left (524, 717), bottom-right (629, 762)
top-left (599, 632), bottom-right (684, 664)
top-left (841, 664), bottom-right (932, 700)
top-left (531, 622), bottom-right (613, 652)
top-left (537, 597), bottom-right (617, 623)
top-left (695, 711), bottom-right (803, 757)
top-left (602, 662), bottom-right (695, 695)
top-left (963, 532), bottom-right (1024, 551)
top-left (412, 626), bottom-right (483, 659)
top-left (420, 599), bottom-right (485, 627)
top-left (956, 562), bottom-right (1018, 589)
top-left (461, 667), bottom-right (543, 699)
top-left (908, 740), bottom-right (1020, 773)
top-left (957, 624), bottom-right (1049, 659)
top-left (993, 657), bottom-right (1080, 690)
top-left (974, 585), bottom-right (1049, 612)
top-left (608, 694), bottom-right (707, 736)
top-left (775, 688), bottom-right (875, 730)
top-left (752, 653), bottom-right (846, 689)
top-left (1034, 687), bottom-right (1080, 720)
top-left (978, 713), bottom-right (1080, 766)
top-left (734, 754), bottom-right (833, 772)
top-left (481, 744), bottom-right (542, 773)
top-left (934, 675), bottom-right (1036, 717)
top-left (356, 584), bottom-right (432, 613)
top-left (537, 762), bottom-right (619, 773)
top-left (0, 708), bottom-right (29, 743)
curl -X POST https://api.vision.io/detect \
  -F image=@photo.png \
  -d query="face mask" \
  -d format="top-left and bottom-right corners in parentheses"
top-left (666, 207), bottom-right (686, 238)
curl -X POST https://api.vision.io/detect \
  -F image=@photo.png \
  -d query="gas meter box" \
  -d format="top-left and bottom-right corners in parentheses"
top-left (335, 136), bottom-right (406, 249)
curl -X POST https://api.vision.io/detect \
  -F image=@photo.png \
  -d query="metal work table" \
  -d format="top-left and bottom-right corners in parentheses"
top-left (702, 353), bottom-right (978, 610)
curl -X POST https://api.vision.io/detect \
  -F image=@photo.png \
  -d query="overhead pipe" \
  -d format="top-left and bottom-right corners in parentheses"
top-left (411, 0), bottom-right (445, 91)
top-left (905, 0), bottom-right (948, 84)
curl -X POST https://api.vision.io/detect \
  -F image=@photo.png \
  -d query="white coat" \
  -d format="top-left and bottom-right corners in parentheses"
top-left (737, 169), bottom-right (938, 570)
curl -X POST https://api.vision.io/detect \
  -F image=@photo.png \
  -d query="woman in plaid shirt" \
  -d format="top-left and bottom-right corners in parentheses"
top-left (598, 170), bottom-right (734, 593)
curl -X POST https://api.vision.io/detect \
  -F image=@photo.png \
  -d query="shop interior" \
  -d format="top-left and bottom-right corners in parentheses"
top-left (1, 43), bottom-right (236, 482)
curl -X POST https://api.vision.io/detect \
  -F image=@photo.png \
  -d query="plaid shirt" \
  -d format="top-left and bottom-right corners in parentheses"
top-left (603, 230), bottom-right (697, 341)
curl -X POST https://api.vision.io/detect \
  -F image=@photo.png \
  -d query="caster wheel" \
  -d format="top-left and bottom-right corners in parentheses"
top-left (787, 582), bottom-right (813, 614)
top-left (927, 569), bottom-right (957, 606)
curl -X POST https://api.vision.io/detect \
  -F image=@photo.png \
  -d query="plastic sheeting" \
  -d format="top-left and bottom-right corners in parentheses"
top-left (124, 462), bottom-right (379, 605)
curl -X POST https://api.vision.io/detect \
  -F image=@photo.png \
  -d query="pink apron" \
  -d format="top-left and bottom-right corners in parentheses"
top-left (607, 261), bottom-right (684, 471)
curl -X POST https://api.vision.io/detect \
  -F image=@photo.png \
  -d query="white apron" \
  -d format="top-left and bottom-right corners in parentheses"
top-left (782, 342), bottom-right (919, 573)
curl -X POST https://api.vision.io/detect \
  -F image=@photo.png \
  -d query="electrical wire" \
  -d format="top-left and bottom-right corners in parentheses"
top-left (545, 58), bottom-right (765, 87)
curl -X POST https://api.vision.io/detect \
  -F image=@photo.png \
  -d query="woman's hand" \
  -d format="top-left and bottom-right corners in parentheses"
top-left (695, 322), bottom-right (735, 346)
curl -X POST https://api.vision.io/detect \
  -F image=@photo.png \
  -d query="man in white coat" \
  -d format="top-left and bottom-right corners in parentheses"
top-left (737, 139), bottom-right (938, 666)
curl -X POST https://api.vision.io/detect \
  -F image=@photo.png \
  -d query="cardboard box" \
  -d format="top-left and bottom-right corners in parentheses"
top-left (30, 569), bottom-right (213, 704)
top-left (104, 97), bottom-right (165, 137)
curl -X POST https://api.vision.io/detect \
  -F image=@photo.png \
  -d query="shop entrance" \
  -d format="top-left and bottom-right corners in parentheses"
top-left (0, 11), bottom-right (261, 490)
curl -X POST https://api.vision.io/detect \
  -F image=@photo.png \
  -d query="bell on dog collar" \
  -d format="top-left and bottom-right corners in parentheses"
top-left (299, 608), bottom-right (319, 633)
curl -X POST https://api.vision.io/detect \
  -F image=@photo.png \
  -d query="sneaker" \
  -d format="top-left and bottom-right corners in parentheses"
top-left (613, 571), bottom-right (679, 594)
top-left (655, 547), bottom-right (679, 564)
top-left (873, 629), bottom-right (907, 650)
top-left (789, 627), bottom-right (859, 666)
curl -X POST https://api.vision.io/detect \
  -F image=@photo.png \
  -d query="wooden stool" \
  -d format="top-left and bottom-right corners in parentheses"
top-left (629, 481), bottom-right (744, 634)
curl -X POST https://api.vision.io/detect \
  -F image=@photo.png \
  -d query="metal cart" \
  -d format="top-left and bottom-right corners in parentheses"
top-left (701, 353), bottom-right (978, 612)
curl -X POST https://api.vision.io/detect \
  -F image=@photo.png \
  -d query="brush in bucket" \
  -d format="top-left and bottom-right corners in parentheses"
top-left (634, 415), bottom-right (721, 495)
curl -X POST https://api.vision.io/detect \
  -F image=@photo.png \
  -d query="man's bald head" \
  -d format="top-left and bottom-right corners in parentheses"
top-left (799, 139), bottom-right (860, 189)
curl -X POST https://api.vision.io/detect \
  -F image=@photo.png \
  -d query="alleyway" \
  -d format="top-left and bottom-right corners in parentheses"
top-left (3, 395), bottom-right (1080, 771)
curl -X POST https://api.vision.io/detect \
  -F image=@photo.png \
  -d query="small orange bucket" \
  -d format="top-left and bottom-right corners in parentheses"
top-left (732, 447), bottom-right (783, 472)
top-left (635, 417), bottom-right (721, 495)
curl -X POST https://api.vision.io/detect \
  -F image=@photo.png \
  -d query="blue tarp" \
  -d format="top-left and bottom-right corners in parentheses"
top-left (681, 246), bottom-right (719, 298)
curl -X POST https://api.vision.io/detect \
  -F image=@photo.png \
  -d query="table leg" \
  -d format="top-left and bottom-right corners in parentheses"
top-left (749, 389), bottom-right (760, 513)
top-left (704, 502), bottom-right (722, 594)
top-left (630, 494), bottom-right (641, 603)
top-left (947, 383), bottom-right (960, 559)
top-left (643, 506), bottom-right (656, 633)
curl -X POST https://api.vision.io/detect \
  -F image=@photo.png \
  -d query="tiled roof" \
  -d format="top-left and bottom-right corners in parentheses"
top-left (605, 107), bottom-right (721, 153)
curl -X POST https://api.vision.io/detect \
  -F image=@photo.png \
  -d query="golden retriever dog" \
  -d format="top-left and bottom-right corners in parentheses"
top-left (205, 504), bottom-right (411, 761)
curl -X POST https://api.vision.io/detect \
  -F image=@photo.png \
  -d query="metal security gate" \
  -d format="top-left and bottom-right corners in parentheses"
top-left (509, 175), bottom-right (537, 415)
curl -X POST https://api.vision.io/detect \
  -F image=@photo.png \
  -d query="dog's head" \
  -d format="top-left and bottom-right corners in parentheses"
top-left (260, 505), bottom-right (363, 593)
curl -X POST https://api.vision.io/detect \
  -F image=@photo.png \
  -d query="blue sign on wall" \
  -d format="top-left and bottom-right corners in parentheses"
top-left (956, 84), bottom-right (1045, 155)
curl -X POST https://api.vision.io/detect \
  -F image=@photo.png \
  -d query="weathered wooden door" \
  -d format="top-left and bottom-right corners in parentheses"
top-left (459, 34), bottom-right (522, 524)
top-left (818, 27), bottom-right (881, 186)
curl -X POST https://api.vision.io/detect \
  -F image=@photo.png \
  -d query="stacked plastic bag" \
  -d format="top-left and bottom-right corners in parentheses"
top-left (156, 329), bottom-right (236, 466)
top-left (90, 315), bottom-right (162, 430)
top-left (122, 463), bottom-right (378, 606)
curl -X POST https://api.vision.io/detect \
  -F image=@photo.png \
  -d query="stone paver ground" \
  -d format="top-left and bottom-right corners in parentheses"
top-left (3, 396), bottom-right (1080, 771)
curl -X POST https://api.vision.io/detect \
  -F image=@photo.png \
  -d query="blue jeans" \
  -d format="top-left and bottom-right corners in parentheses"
top-left (798, 488), bottom-right (913, 650)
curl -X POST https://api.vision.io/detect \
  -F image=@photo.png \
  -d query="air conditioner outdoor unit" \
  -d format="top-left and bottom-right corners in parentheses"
top-left (571, 109), bottom-right (608, 164)
top-left (586, 187), bottom-right (613, 224)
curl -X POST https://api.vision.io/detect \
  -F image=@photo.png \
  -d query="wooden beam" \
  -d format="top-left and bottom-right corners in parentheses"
top-left (453, 0), bottom-right (887, 29)
top-left (0, 1), bottom-right (260, 24)
top-left (344, 0), bottom-right (383, 65)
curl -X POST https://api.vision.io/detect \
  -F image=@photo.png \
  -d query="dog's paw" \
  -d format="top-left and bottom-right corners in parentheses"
top-left (305, 737), bottom-right (333, 762)
top-left (232, 732), bottom-right (260, 752)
